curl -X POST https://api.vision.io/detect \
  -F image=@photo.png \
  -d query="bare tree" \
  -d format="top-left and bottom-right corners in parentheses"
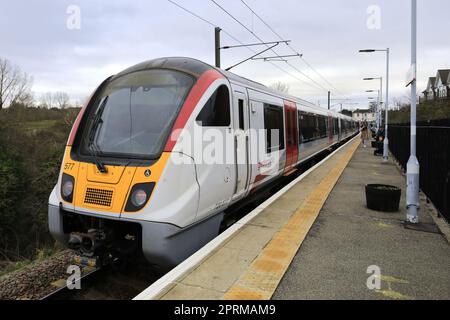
top-left (17, 91), bottom-right (34, 107)
top-left (270, 81), bottom-right (290, 94)
top-left (40, 92), bottom-right (54, 109)
top-left (40, 91), bottom-right (71, 109)
top-left (392, 98), bottom-right (405, 111)
top-left (54, 91), bottom-right (70, 109)
top-left (369, 101), bottom-right (378, 113)
top-left (0, 58), bottom-right (33, 109)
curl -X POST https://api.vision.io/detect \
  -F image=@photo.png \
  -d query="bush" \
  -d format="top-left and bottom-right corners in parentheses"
top-left (389, 99), bottom-right (450, 124)
top-left (0, 105), bottom-right (80, 263)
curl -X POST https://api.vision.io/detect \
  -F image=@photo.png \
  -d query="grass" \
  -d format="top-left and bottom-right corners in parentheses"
top-left (23, 119), bottom-right (59, 132)
top-left (0, 246), bottom-right (62, 279)
top-left (0, 260), bottom-right (31, 278)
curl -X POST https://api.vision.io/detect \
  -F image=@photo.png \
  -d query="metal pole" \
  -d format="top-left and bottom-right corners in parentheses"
top-left (376, 92), bottom-right (380, 132)
top-left (215, 27), bottom-right (221, 68)
top-left (407, 0), bottom-right (420, 223)
top-left (383, 48), bottom-right (390, 162)
top-left (328, 91), bottom-right (331, 110)
top-left (379, 77), bottom-right (383, 131)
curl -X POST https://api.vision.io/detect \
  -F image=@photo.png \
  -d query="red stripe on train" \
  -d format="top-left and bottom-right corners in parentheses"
top-left (67, 93), bottom-right (94, 146)
top-left (164, 69), bottom-right (224, 151)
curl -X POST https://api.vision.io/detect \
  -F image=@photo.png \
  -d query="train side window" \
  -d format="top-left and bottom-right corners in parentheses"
top-left (299, 112), bottom-right (316, 143)
top-left (196, 85), bottom-right (230, 127)
top-left (238, 99), bottom-right (244, 130)
top-left (333, 118), bottom-right (339, 135)
top-left (319, 116), bottom-right (327, 138)
top-left (264, 104), bottom-right (285, 154)
top-left (314, 116), bottom-right (320, 139)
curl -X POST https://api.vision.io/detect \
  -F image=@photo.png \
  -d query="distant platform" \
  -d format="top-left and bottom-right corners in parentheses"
top-left (135, 137), bottom-right (450, 300)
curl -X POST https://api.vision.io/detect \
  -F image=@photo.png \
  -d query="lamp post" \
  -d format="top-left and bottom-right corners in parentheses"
top-left (359, 48), bottom-right (390, 162)
top-left (364, 77), bottom-right (383, 132)
top-left (406, 0), bottom-right (419, 224)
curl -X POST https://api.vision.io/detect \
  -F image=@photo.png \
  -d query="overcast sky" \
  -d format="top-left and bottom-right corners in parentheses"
top-left (1, 0), bottom-right (449, 110)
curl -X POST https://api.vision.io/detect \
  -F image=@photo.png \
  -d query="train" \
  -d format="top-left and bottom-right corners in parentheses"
top-left (48, 57), bottom-right (358, 271)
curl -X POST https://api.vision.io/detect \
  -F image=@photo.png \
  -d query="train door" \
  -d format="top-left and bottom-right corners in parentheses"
top-left (284, 101), bottom-right (298, 170)
top-left (194, 83), bottom-right (235, 222)
top-left (232, 88), bottom-right (251, 200)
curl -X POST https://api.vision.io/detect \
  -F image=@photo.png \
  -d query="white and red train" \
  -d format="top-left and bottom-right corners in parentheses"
top-left (48, 57), bottom-right (358, 270)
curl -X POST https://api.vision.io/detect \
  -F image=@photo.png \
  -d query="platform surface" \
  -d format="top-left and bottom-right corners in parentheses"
top-left (273, 145), bottom-right (450, 300)
top-left (139, 139), bottom-right (450, 300)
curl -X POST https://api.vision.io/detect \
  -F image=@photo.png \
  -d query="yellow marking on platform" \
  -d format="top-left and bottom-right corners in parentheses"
top-left (224, 140), bottom-right (360, 300)
top-left (374, 275), bottom-right (413, 300)
top-left (379, 275), bottom-right (409, 284)
top-left (377, 222), bottom-right (394, 229)
top-left (376, 290), bottom-right (414, 300)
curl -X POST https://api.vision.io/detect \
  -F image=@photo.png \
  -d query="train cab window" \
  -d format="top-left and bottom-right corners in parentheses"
top-left (238, 99), bottom-right (245, 130)
top-left (78, 69), bottom-right (195, 159)
top-left (196, 85), bottom-right (230, 127)
top-left (264, 104), bottom-right (285, 154)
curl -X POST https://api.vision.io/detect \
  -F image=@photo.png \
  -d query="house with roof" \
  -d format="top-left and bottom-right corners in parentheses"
top-left (434, 69), bottom-right (450, 99)
top-left (424, 77), bottom-right (437, 101)
top-left (352, 109), bottom-right (376, 123)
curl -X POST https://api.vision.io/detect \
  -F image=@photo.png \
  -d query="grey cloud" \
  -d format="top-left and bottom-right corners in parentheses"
top-left (0, 0), bottom-right (449, 108)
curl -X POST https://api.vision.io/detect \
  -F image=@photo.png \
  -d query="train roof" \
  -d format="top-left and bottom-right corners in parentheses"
top-left (113, 57), bottom-right (353, 121)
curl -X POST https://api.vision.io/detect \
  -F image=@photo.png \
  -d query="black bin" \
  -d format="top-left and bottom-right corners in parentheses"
top-left (365, 184), bottom-right (401, 212)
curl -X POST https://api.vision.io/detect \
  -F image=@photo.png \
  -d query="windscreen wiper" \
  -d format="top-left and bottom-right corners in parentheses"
top-left (87, 97), bottom-right (108, 173)
top-left (89, 141), bottom-right (108, 173)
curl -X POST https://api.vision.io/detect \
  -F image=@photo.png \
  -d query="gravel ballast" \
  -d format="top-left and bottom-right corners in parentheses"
top-left (0, 250), bottom-right (74, 300)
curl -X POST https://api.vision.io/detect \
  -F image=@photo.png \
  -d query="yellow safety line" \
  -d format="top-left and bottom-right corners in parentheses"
top-left (223, 140), bottom-right (361, 300)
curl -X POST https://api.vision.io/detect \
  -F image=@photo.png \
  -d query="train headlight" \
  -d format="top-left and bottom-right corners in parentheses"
top-left (61, 173), bottom-right (75, 203)
top-left (125, 182), bottom-right (155, 212)
top-left (131, 189), bottom-right (147, 207)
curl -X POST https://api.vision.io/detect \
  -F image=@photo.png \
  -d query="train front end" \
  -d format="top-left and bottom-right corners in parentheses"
top-left (48, 58), bottom-right (224, 271)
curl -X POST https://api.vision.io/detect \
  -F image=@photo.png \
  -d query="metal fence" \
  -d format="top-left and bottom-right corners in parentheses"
top-left (389, 120), bottom-right (450, 222)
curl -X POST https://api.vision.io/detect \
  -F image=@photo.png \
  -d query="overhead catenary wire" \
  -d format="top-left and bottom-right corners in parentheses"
top-left (209, 0), bottom-right (330, 93)
top-left (167, 0), bottom-right (243, 47)
top-left (239, 0), bottom-right (347, 97)
top-left (167, 0), bottom-right (325, 92)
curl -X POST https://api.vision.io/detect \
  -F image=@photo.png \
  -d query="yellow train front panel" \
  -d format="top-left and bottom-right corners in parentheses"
top-left (60, 146), bottom-right (170, 215)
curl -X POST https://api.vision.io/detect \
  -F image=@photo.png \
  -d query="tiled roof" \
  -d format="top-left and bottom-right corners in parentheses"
top-left (437, 69), bottom-right (450, 85)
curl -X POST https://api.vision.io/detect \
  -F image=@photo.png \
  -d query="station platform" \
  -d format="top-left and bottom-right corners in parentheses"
top-left (135, 137), bottom-right (450, 300)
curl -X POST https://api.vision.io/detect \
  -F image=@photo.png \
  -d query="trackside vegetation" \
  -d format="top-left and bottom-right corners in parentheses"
top-left (0, 103), bottom-right (79, 274)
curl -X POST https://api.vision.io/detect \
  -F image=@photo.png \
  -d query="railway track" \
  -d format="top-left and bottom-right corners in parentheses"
top-left (40, 255), bottom-right (161, 300)
top-left (31, 136), bottom-right (355, 300)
